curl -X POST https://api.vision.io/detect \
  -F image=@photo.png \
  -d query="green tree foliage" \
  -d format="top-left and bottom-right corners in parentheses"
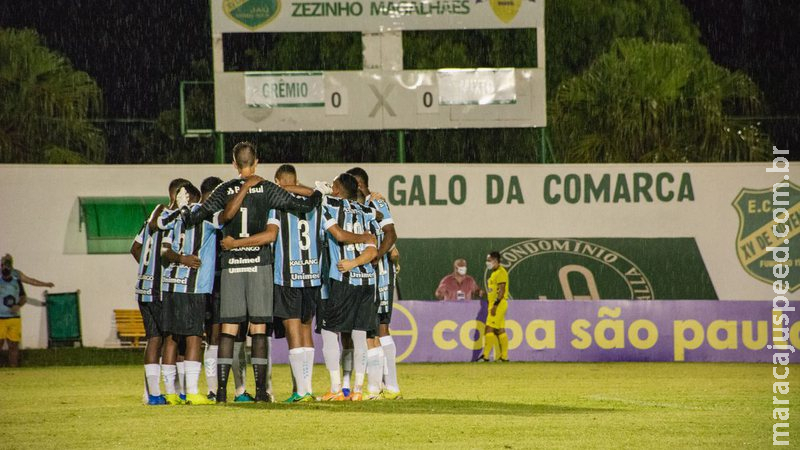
top-left (222, 0), bottom-right (760, 164)
top-left (550, 39), bottom-right (768, 162)
top-left (546, 0), bottom-right (701, 98)
top-left (0, 28), bottom-right (105, 163)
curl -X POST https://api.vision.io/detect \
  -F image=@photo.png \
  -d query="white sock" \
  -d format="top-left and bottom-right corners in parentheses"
top-left (322, 329), bottom-right (341, 392)
top-left (341, 348), bottom-right (353, 390)
top-left (376, 346), bottom-right (386, 389)
top-left (204, 345), bottom-right (218, 394)
top-left (184, 360), bottom-right (202, 395)
top-left (380, 335), bottom-right (400, 392)
top-left (352, 330), bottom-right (368, 392)
top-left (288, 348), bottom-right (307, 396)
top-left (366, 347), bottom-right (382, 394)
top-left (303, 347), bottom-right (315, 394)
top-left (145, 364), bottom-right (161, 397)
top-left (176, 361), bottom-right (186, 395)
top-left (233, 341), bottom-right (246, 396)
top-left (162, 364), bottom-right (177, 395)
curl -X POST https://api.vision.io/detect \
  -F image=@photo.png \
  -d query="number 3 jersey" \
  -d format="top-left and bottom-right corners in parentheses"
top-left (269, 199), bottom-right (325, 288)
top-left (323, 197), bottom-right (377, 286)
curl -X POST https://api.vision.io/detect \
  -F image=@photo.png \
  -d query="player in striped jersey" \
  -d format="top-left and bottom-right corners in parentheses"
top-left (347, 167), bottom-right (402, 399)
top-left (318, 173), bottom-right (380, 401)
top-left (197, 177), bottom-right (251, 402)
top-left (270, 164), bottom-right (324, 403)
top-left (158, 183), bottom-right (219, 405)
top-left (161, 143), bottom-right (323, 403)
top-left (130, 177), bottom-right (189, 406)
top-left (221, 165), bottom-right (372, 403)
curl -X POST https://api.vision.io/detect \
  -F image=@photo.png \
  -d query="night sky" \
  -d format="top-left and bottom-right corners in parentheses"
top-left (1, 0), bottom-right (797, 123)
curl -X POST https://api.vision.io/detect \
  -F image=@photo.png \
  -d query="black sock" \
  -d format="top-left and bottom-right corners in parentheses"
top-left (216, 332), bottom-right (235, 400)
top-left (251, 333), bottom-right (268, 396)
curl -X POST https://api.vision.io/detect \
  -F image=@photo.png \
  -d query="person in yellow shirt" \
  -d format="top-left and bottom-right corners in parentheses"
top-left (479, 251), bottom-right (509, 362)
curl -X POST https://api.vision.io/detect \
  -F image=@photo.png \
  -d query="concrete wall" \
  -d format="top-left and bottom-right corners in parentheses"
top-left (0, 162), bottom-right (793, 348)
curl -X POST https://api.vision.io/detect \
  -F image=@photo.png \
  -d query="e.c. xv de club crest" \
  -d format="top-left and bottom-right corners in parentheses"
top-left (732, 181), bottom-right (800, 292)
top-left (223, 0), bottom-right (280, 31)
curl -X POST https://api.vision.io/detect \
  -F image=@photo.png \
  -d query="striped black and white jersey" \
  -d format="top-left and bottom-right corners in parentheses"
top-left (160, 203), bottom-right (222, 294)
top-left (322, 197), bottom-right (377, 287)
top-left (269, 199), bottom-right (325, 288)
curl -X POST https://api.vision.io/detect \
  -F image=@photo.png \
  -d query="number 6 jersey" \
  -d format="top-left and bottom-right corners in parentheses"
top-left (323, 197), bottom-right (377, 286)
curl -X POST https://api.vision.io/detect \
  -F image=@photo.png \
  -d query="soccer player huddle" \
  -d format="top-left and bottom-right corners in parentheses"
top-left (131, 142), bottom-right (401, 405)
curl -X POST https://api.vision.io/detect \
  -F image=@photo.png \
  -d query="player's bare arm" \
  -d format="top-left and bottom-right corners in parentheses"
top-left (160, 244), bottom-right (201, 269)
top-left (337, 245), bottom-right (378, 273)
top-left (146, 204), bottom-right (166, 232)
top-left (390, 247), bottom-right (400, 273)
top-left (220, 224), bottom-right (279, 250)
top-left (377, 223), bottom-right (397, 259)
top-left (221, 175), bottom-right (264, 223)
top-left (130, 241), bottom-right (142, 264)
top-left (16, 270), bottom-right (55, 288)
top-left (328, 224), bottom-right (376, 245)
top-left (283, 184), bottom-right (314, 197)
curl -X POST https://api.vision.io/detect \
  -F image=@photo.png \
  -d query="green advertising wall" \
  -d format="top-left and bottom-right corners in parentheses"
top-left (396, 238), bottom-right (718, 300)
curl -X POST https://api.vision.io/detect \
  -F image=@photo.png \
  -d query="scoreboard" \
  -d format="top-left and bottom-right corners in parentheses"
top-left (210, 0), bottom-right (546, 132)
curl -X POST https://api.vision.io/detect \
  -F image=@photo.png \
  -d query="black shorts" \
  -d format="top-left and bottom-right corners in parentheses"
top-left (320, 279), bottom-right (377, 337)
top-left (161, 292), bottom-right (207, 337)
top-left (137, 300), bottom-right (164, 339)
top-left (274, 284), bottom-right (318, 323)
top-left (205, 290), bottom-right (221, 327)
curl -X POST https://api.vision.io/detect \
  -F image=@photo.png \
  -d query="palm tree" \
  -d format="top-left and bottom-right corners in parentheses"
top-left (550, 38), bottom-right (769, 163)
top-left (0, 28), bottom-right (105, 163)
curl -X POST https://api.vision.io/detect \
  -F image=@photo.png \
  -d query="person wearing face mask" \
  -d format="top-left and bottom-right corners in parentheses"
top-left (435, 259), bottom-right (483, 301)
top-left (0, 254), bottom-right (54, 289)
top-left (478, 251), bottom-right (509, 362)
top-left (1, 254), bottom-right (27, 367)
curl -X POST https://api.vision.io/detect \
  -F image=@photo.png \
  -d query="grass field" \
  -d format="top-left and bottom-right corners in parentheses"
top-left (0, 362), bottom-right (793, 449)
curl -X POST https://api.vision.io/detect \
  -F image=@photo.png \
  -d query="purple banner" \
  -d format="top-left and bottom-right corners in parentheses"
top-left (270, 300), bottom-right (799, 363)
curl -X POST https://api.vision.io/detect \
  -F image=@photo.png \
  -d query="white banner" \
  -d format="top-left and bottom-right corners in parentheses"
top-left (437, 68), bottom-right (516, 105)
top-left (244, 72), bottom-right (325, 107)
top-left (212, 0), bottom-right (543, 33)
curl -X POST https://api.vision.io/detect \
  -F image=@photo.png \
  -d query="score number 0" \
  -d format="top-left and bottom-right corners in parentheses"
top-left (325, 87), bottom-right (348, 115)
